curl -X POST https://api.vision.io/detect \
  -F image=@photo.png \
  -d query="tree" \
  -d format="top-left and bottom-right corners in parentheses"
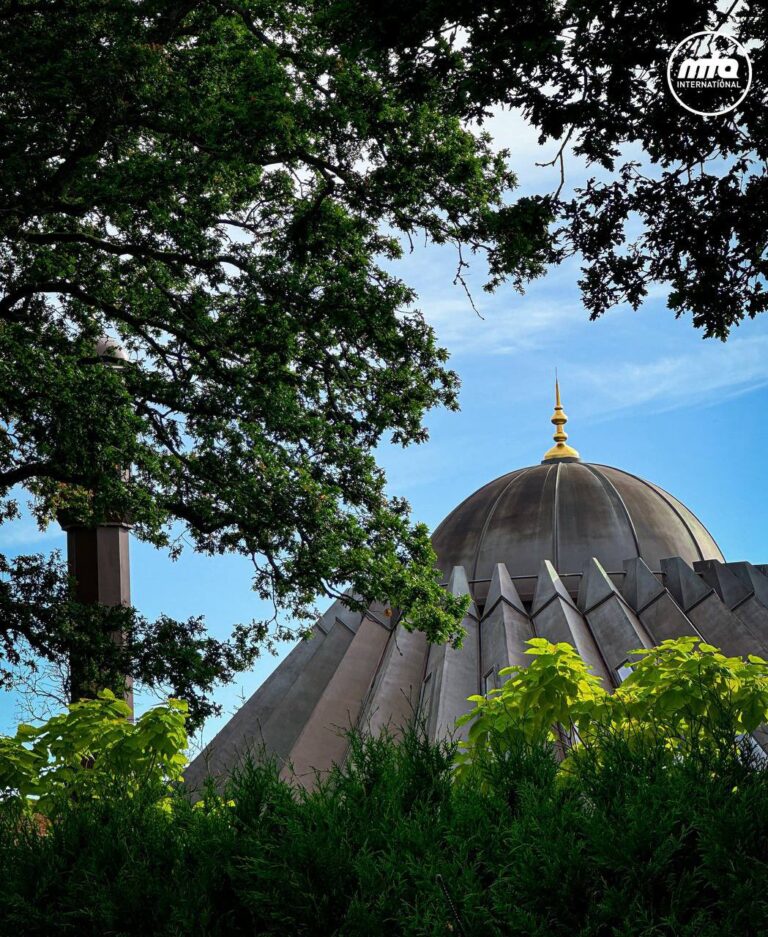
top-left (0, 0), bottom-right (549, 715)
top-left (0, 551), bottom-right (256, 726)
top-left (325, 0), bottom-right (767, 338)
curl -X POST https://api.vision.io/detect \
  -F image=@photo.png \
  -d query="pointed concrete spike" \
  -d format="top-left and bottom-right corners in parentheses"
top-left (577, 557), bottom-right (618, 613)
top-left (186, 607), bottom-right (357, 792)
top-left (659, 559), bottom-right (768, 657)
top-left (364, 600), bottom-right (397, 631)
top-left (318, 594), bottom-right (364, 634)
top-left (484, 563), bottom-right (526, 617)
top-left (447, 564), bottom-right (471, 595)
top-left (530, 560), bottom-right (613, 687)
top-left (532, 559), bottom-right (575, 614)
top-left (422, 624), bottom-right (479, 741)
top-left (360, 622), bottom-right (428, 738)
top-left (621, 557), bottom-right (665, 612)
top-left (694, 559), bottom-right (751, 609)
top-left (727, 562), bottom-right (768, 608)
top-left (578, 558), bottom-right (653, 672)
top-left (418, 564), bottom-right (481, 742)
top-left (447, 564), bottom-right (478, 618)
top-left (693, 561), bottom-right (768, 645)
top-left (481, 563), bottom-right (534, 687)
top-left (661, 557), bottom-right (712, 612)
top-left (621, 557), bottom-right (699, 643)
top-left (287, 611), bottom-right (393, 787)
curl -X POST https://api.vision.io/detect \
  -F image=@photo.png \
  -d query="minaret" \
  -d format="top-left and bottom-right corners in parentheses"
top-left (542, 377), bottom-right (580, 462)
top-left (58, 337), bottom-right (133, 715)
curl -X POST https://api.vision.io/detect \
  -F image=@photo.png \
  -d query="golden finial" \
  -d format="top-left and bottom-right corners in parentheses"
top-left (542, 377), bottom-right (580, 462)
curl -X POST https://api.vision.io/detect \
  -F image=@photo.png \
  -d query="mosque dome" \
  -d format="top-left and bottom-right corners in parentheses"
top-left (94, 334), bottom-right (128, 362)
top-left (431, 383), bottom-right (723, 601)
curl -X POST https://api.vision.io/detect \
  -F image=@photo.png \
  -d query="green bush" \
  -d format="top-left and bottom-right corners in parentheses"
top-left (0, 690), bottom-right (188, 816)
top-left (1, 722), bottom-right (768, 935)
top-left (457, 637), bottom-right (768, 780)
top-left (2, 640), bottom-right (768, 935)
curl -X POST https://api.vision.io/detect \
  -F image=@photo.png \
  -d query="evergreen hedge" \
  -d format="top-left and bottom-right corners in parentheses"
top-left (1, 724), bottom-right (767, 936)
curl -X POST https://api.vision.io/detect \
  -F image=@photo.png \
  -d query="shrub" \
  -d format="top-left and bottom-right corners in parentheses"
top-left (1, 640), bottom-right (768, 934)
top-left (0, 722), bottom-right (767, 934)
top-left (456, 637), bottom-right (768, 780)
top-left (0, 690), bottom-right (188, 815)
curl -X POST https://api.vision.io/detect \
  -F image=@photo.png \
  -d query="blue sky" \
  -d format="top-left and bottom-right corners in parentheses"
top-left (2, 107), bottom-right (767, 746)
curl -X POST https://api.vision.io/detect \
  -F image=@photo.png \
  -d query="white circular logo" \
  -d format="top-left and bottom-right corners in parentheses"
top-left (667, 30), bottom-right (752, 116)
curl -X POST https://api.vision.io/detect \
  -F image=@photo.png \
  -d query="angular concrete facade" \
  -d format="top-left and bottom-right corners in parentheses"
top-left (186, 458), bottom-right (766, 791)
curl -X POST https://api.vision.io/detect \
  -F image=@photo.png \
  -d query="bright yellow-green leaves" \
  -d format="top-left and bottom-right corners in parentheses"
top-left (0, 690), bottom-right (189, 815)
top-left (613, 638), bottom-right (768, 751)
top-left (457, 638), bottom-right (608, 750)
top-left (456, 637), bottom-right (768, 779)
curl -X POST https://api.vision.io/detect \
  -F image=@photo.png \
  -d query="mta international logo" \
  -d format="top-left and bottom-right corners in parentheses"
top-left (667, 30), bottom-right (752, 116)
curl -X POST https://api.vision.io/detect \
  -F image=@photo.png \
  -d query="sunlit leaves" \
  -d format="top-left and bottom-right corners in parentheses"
top-left (0, 690), bottom-right (189, 816)
top-left (456, 637), bottom-right (768, 780)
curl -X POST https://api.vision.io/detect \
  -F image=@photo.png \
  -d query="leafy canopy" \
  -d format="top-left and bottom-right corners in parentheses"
top-left (325, 0), bottom-right (767, 338)
top-left (0, 0), bottom-right (556, 707)
top-left (456, 637), bottom-right (768, 778)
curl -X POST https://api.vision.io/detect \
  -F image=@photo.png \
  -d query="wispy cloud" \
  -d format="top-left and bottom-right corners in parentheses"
top-left (576, 335), bottom-right (768, 418)
top-left (424, 293), bottom-right (583, 357)
top-left (0, 519), bottom-right (64, 549)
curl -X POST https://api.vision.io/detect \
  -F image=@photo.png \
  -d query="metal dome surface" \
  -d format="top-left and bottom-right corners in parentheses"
top-left (431, 461), bottom-right (724, 596)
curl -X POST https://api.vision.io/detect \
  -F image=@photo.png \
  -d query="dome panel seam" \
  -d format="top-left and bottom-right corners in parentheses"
top-left (583, 464), bottom-right (641, 559)
top-left (593, 465), bottom-right (708, 563)
top-left (470, 466), bottom-right (536, 582)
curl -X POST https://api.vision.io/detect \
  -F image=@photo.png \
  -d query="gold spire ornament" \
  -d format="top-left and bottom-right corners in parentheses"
top-left (542, 378), bottom-right (580, 462)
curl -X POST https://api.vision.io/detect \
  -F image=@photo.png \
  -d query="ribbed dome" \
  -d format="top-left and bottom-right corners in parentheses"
top-left (431, 462), bottom-right (723, 597)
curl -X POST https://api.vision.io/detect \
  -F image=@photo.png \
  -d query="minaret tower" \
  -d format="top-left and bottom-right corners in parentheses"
top-left (58, 337), bottom-right (133, 715)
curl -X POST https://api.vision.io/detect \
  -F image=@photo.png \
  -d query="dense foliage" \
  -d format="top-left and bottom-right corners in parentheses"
top-left (325, 0), bottom-right (768, 338)
top-left (1, 724), bottom-right (768, 935)
top-left (2, 0), bottom-right (567, 707)
top-left (1, 638), bottom-right (768, 933)
top-left (457, 637), bottom-right (768, 777)
top-left (0, 691), bottom-right (188, 816)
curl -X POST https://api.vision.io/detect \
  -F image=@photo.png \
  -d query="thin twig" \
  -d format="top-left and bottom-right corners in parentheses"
top-left (436, 874), bottom-right (467, 937)
top-left (535, 124), bottom-right (575, 200)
